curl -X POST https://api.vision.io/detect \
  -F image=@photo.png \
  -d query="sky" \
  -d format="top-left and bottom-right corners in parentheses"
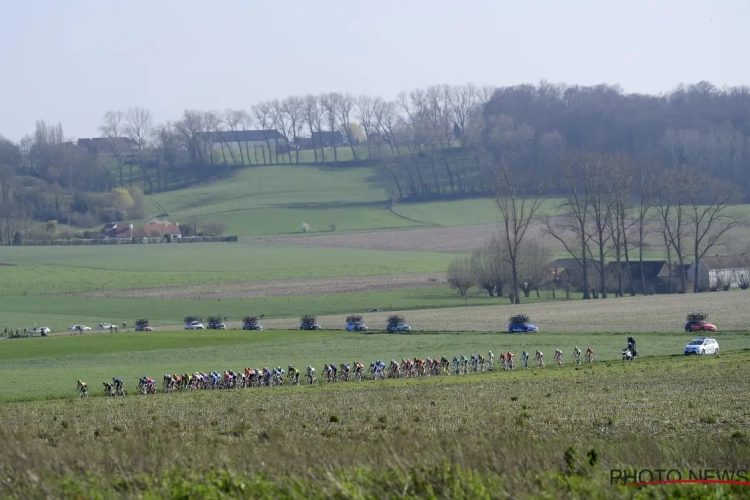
top-left (1, 0), bottom-right (748, 142)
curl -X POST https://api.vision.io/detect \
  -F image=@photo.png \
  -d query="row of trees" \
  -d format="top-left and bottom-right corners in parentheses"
top-left (447, 238), bottom-right (551, 304)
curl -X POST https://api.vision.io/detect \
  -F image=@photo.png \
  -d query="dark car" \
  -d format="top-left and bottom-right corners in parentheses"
top-left (300, 323), bottom-right (322, 330)
top-left (135, 325), bottom-right (154, 332)
top-left (208, 321), bottom-right (226, 330)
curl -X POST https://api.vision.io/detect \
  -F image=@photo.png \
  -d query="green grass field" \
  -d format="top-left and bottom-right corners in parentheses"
top-left (1, 329), bottom-right (744, 402)
top-left (0, 242), bottom-right (458, 294)
top-left (2, 343), bottom-right (750, 497)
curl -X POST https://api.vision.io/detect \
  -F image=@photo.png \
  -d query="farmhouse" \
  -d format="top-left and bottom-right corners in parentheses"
top-left (311, 131), bottom-right (346, 148)
top-left (78, 137), bottom-right (137, 154)
top-left (143, 220), bottom-right (182, 241)
top-left (100, 222), bottom-right (133, 240)
top-left (200, 130), bottom-right (284, 146)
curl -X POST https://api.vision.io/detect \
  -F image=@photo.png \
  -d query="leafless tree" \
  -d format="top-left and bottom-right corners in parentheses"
top-left (124, 107), bottom-right (152, 150)
top-left (205, 110), bottom-right (235, 165)
top-left (355, 95), bottom-right (375, 158)
top-left (320, 93), bottom-right (340, 162)
top-left (486, 159), bottom-right (547, 303)
top-left (282, 96), bottom-right (304, 164)
top-left (446, 257), bottom-right (475, 304)
top-left (335, 93), bottom-right (359, 160)
top-left (585, 153), bottom-right (614, 298)
top-left (251, 101), bottom-right (275, 164)
top-left (449, 83), bottom-right (478, 142)
top-left (517, 239), bottom-right (551, 298)
top-left (174, 110), bottom-right (206, 166)
top-left (686, 172), bottom-right (746, 292)
top-left (605, 154), bottom-right (635, 297)
top-left (372, 98), bottom-right (402, 157)
top-left (225, 109), bottom-right (248, 165)
top-left (542, 153), bottom-right (594, 299)
top-left (99, 111), bottom-right (127, 186)
top-left (654, 168), bottom-right (693, 293)
top-left (635, 163), bottom-right (654, 294)
top-left (302, 94), bottom-right (325, 163)
top-left (268, 100), bottom-right (289, 163)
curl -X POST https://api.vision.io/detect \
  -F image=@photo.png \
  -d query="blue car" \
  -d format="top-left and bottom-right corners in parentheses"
top-left (507, 322), bottom-right (539, 333)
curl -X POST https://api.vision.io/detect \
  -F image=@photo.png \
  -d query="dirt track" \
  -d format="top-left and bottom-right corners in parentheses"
top-left (61, 273), bottom-right (446, 300)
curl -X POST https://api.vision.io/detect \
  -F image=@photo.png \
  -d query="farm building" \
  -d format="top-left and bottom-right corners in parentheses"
top-left (688, 255), bottom-right (750, 290)
top-left (311, 131), bottom-right (346, 148)
top-left (200, 130), bottom-right (285, 147)
top-left (143, 220), bottom-right (182, 241)
top-left (100, 222), bottom-right (133, 240)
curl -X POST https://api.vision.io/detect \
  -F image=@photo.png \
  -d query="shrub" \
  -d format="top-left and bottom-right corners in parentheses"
top-left (509, 314), bottom-right (530, 325)
top-left (329, 223), bottom-right (336, 232)
top-left (686, 312), bottom-right (709, 322)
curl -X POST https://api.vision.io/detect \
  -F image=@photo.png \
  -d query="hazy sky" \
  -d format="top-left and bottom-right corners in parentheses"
top-left (1, 0), bottom-right (747, 141)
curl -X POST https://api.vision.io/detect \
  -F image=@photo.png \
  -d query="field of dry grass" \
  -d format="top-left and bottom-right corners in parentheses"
top-left (249, 291), bottom-right (750, 333)
top-left (60, 273), bottom-right (447, 300)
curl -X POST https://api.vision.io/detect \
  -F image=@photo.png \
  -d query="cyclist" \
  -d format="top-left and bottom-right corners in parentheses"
top-left (535, 350), bottom-right (544, 368)
top-left (573, 346), bottom-right (582, 364)
top-left (554, 349), bottom-right (563, 366)
top-left (521, 351), bottom-right (529, 368)
top-left (586, 347), bottom-right (595, 362)
top-left (506, 351), bottom-right (514, 369)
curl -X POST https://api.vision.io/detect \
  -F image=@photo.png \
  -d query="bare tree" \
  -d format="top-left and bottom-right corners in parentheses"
top-left (99, 110), bottom-right (127, 186)
top-left (355, 95), bottom-right (375, 158)
top-left (373, 98), bottom-right (402, 157)
top-left (320, 93), bottom-right (341, 162)
top-left (542, 153), bottom-right (594, 299)
top-left (335, 93), bottom-right (359, 160)
top-left (251, 101), bottom-right (275, 164)
top-left (302, 94), bottom-right (325, 163)
top-left (654, 168), bottom-right (692, 293)
top-left (487, 160), bottom-right (547, 303)
top-left (446, 257), bottom-right (474, 304)
top-left (449, 83), bottom-right (478, 143)
top-left (686, 172), bottom-right (746, 292)
top-left (605, 154), bottom-right (635, 297)
top-left (282, 96), bottom-right (304, 164)
top-left (635, 163), bottom-right (654, 294)
top-left (124, 107), bottom-right (152, 150)
top-left (585, 153), bottom-right (614, 298)
top-left (270, 99), bottom-right (291, 164)
top-left (225, 109), bottom-right (248, 164)
top-left (517, 239), bottom-right (551, 298)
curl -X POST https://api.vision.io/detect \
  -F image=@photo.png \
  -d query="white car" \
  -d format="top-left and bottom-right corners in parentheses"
top-left (32, 327), bottom-right (51, 335)
top-left (684, 336), bottom-right (719, 355)
top-left (68, 325), bottom-right (91, 331)
top-left (97, 323), bottom-right (113, 330)
top-left (185, 321), bottom-right (205, 330)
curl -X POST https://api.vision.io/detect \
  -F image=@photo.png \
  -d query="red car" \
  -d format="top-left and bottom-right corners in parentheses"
top-left (685, 320), bottom-right (717, 333)
top-left (135, 325), bottom-right (154, 332)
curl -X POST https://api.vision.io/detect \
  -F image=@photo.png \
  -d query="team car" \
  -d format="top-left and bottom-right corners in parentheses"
top-left (184, 321), bottom-right (205, 330)
top-left (507, 322), bottom-right (539, 333)
top-left (685, 320), bottom-right (717, 333)
top-left (346, 321), bottom-right (368, 332)
top-left (684, 336), bottom-right (720, 355)
top-left (387, 323), bottom-right (411, 333)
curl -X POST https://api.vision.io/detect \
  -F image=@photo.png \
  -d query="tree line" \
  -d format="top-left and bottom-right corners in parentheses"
top-left (1, 80), bottom-right (750, 243)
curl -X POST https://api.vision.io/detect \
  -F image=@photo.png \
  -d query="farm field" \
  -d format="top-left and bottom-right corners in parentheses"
top-left (1, 281), bottom-right (748, 336)
top-left (2, 327), bottom-right (748, 403)
top-left (0, 242), bottom-right (459, 295)
top-left (2, 345), bottom-right (750, 497)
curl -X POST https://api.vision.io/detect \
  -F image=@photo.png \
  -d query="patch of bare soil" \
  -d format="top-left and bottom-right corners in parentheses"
top-left (61, 273), bottom-right (446, 300)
